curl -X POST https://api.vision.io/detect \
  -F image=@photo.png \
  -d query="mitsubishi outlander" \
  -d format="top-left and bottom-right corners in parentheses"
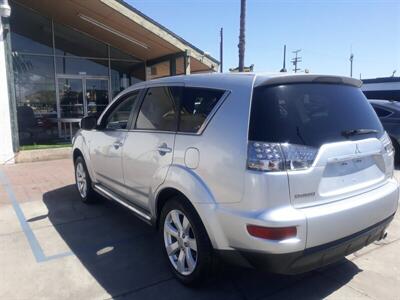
top-left (72, 73), bottom-right (399, 284)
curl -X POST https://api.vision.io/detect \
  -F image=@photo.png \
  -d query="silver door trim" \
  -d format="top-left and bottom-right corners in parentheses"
top-left (93, 184), bottom-right (152, 222)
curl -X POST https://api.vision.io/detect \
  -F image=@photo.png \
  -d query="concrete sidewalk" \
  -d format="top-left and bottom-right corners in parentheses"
top-left (0, 159), bottom-right (399, 300)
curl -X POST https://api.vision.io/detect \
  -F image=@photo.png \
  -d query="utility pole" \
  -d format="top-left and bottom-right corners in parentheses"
top-left (291, 49), bottom-right (302, 73)
top-left (238, 0), bottom-right (246, 72)
top-left (280, 45), bottom-right (287, 72)
top-left (220, 27), bottom-right (223, 73)
top-left (350, 53), bottom-right (354, 78)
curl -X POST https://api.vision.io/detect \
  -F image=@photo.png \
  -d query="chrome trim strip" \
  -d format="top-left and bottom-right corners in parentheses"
top-left (94, 184), bottom-right (152, 221)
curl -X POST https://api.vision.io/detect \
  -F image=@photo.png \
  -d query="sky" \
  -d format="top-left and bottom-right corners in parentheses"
top-left (127, 0), bottom-right (400, 79)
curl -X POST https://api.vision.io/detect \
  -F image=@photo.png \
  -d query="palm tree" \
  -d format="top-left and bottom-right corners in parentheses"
top-left (238, 0), bottom-right (246, 72)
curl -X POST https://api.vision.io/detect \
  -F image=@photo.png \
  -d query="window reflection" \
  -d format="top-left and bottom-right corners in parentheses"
top-left (54, 23), bottom-right (108, 58)
top-left (9, 2), bottom-right (146, 146)
top-left (111, 61), bottom-right (144, 96)
top-left (86, 79), bottom-right (109, 116)
top-left (10, 3), bottom-right (53, 54)
top-left (58, 78), bottom-right (84, 118)
top-left (13, 54), bottom-right (57, 145)
top-left (56, 57), bottom-right (109, 76)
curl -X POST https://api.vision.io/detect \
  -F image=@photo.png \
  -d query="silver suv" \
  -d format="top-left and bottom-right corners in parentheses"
top-left (72, 73), bottom-right (399, 285)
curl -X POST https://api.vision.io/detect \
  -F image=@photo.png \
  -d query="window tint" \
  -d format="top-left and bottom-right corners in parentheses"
top-left (373, 106), bottom-right (392, 118)
top-left (179, 88), bottom-right (225, 133)
top-left (106, 92), bottom-right (138, 130)
top-left (250, 84), bottom-right (384, 147)
top-left (136, 87), bottom-right (180, 131)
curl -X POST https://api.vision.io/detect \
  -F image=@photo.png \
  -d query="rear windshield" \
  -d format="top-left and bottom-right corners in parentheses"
top-left (249, 83), bottom-right (384, 147)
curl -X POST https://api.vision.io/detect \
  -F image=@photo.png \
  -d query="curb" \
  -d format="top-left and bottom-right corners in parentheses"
top-left (15, 147), bottom-right (72, 163)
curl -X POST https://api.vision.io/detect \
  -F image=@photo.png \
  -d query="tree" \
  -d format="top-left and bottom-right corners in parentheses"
top-left (238, 0), bottom-right (246, 72)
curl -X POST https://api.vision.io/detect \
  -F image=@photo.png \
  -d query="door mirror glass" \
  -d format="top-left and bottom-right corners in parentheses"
top-left (80, 115), bottom-right (97, 130)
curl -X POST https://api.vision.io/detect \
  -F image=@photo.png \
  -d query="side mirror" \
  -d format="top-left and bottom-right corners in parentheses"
top-left (80, 116), bottom-right (97, 130)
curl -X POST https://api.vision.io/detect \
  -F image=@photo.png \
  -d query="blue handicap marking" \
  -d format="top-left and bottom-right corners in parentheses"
top-left (0, 170), bottom-right (73, 262)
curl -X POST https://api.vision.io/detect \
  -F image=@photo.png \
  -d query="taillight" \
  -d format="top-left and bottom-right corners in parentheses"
top-left (247, 224), bottom-right (297, 240)
top-left (247, 141), bottom-right (318, 172)
top-left (380, 132), bottom-right (394, 155)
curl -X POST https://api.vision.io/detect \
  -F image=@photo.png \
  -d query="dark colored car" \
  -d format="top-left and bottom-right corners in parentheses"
top-left (369, 99), bottom-right (400, 164)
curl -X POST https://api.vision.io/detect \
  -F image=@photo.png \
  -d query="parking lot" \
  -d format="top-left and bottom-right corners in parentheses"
top-left (0, 158), bottom-right (399, 300)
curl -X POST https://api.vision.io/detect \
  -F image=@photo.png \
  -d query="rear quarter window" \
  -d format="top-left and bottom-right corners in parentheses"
top-left (178, 87), bottom-right (225, 133)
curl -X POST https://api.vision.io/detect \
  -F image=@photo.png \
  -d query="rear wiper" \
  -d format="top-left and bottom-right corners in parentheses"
top-left (341, 129), bottom-right (379, 137)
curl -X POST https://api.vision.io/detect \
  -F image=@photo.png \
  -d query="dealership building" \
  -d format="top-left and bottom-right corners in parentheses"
top-left (0, 0), bottom-right (219, 163)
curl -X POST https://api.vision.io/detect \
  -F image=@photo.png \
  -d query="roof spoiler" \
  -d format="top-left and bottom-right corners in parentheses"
top-left (255, 75), bottom-right (362, 88)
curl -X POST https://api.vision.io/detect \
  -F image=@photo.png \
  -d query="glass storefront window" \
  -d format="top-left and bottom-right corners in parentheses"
top-left (58, 78), bottom-right (84, 118)
top-left (56, 57), bottom-right (109, 76)
top-left (86, 79), bottom-right (109, 116)
top-left (110, 46), bottom-right (140, 61)
top-left (9, 1), bottom-right (146, 147)
top-left (13, 54), bottom-right (57, 145)
top-left (54, 23), bottom-right (108, 58)
top-left (10, 3), bottom-right (53, 54)
top-left (111, 60), bottom-right (144, 96)
top-left (13, 54), bottom-right (56, 113)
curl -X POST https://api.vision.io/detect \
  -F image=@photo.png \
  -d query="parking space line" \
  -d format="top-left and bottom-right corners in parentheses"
top-left (0, 170), bottom-right (73, 262)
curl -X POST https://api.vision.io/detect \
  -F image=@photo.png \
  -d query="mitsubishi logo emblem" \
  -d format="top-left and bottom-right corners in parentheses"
top-left (355, 144), bottom-right (361, 154)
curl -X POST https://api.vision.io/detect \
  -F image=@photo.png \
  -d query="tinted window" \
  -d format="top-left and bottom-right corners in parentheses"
top-left (372, 106), bottom-right (392, 118)
top-left (10, 3), bottom-right (53, 54)
top-left (250, 84), bottom-right (384, 147)
top-left (179, 88), bottom-right (225, 133)
top-left (106, 92), bottom-right (138, 130)
top-left (136, 87), bottom-right (180, 131)
top-left (54, 23), bottom-right (108, 58)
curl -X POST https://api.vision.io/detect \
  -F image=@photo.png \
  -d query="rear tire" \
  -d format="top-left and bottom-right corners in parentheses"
top-left (159, 196), bottom-right (213, 285)
top-left (74, 156), bottom-right (98, 203)
top-left (390, 137), bottom-right (400, 167)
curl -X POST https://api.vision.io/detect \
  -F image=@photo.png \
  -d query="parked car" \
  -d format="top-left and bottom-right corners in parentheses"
top-left (369, 99), bottom-right (400, 164)
top-left (72, 73), bottom-right (399, 285)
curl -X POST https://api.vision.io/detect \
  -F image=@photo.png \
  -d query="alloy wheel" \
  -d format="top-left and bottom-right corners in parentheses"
top-left (163, 209), bottom-right (198, 275)
top-left (75, 162), bottom-right (87, 198)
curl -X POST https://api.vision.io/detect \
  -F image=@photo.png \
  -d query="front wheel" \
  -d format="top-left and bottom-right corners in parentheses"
top-left (74, 156), bottom-right (98, 203)
top-left (160, 196), bottom-right (213, 285)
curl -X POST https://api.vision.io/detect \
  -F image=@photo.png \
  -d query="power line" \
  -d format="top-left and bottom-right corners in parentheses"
top-left (350, 52), bottom-right (354, 77)
top-left (291, 49), bottom-right (302, 73)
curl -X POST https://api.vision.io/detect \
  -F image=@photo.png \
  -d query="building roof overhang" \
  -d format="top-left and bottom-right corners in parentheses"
top-left (14, 0), bottom-right (219, 72)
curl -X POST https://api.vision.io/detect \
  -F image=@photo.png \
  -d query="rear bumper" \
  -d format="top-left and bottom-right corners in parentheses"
top-left (218, 213), bottom-right (394, 274)
top-left (205, 178), bottom-right (398, 254)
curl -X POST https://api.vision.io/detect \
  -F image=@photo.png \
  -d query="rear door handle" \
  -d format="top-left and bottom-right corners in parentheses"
top-left (157, 143), bottom-right (172, 155)
top-left (113, 141), bottom-right (123, 149)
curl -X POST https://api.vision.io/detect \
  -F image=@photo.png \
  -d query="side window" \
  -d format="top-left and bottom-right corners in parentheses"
top-left (373, 106), bottom-right (392, 118)
top-left (105, 91), bottom-right (139, 130)
top-left (136, 86), bottom-right (180, 131)
top-left (179, 87), bottom-right (225, 133)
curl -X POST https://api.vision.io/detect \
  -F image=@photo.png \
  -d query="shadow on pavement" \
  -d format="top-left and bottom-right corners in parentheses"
top-left (42, 185), bottom-right (361, 300)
